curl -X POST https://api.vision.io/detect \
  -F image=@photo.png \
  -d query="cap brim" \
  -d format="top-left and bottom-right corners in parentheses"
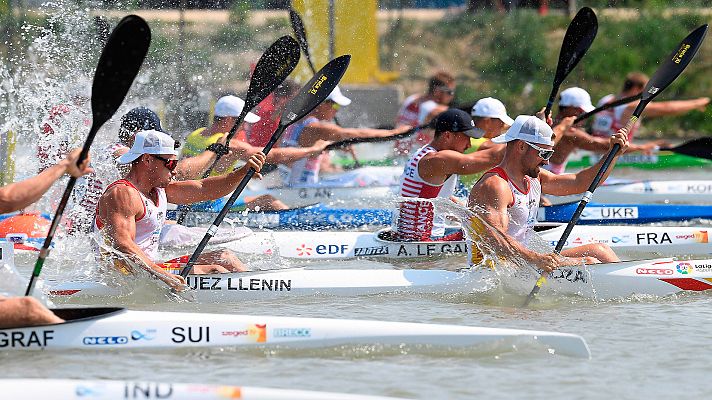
top-left (331, 94), bottom-right (351, 106)
top-left (581, 104), bottom-right (595, 113)
top-left (490, 133), bottom-right (512, 143)
top-left (245, 112), bottom-right (261, 123)
top-left (499, 115), bottom-right (514, 126)
top-left (461, 128), bottom-right (483, 139)
top-left (117, 152), bottom-right (142, 164)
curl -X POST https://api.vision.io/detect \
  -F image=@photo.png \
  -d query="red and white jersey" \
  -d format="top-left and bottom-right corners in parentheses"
top-left (395, 94), bottom-right (421, 127)
top-left (394, 145), bottom-right (456, 241)
top-left (591, 94), bottom-right (640, 139)
top-left (93, 179), bottom-right (167, 261)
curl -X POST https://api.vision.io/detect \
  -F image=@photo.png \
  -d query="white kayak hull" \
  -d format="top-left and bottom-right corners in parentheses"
top-left (49, 257), bottom-right (712, 302)
top-left (0, 308), bottom-right (590, 358)
top-left (226, 225), bottom-right (712, 260)
top-left (0, 379), bottom-right (403, 400)
top-left (550, 180), bottom-right (712, 205)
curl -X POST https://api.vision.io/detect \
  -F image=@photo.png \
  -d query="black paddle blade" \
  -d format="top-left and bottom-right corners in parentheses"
top-left (243, 35), bottom-right (301, 111)
top-left (280, 54), bottom-right (351, 126)
top-left (641, 24), bottom-right (708, 105)
top-left (665, 137), bottom-right (712, 160)
top-left (555, 7), bottom-right (597, 85)
top-left (289, 8), bottom-right (317, 72)
top-left (545, 7), bottom-right (597, 114)
top-left (91, 15), bottom-right (150, 131)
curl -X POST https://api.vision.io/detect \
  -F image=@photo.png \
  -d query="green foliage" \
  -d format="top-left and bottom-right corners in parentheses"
top-left (386, 8), bottom-right (712, 137)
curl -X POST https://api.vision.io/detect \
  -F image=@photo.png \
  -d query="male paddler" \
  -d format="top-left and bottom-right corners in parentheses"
top-left (1, 148), bottom-right (92, 328)
top-left (468, 115), bottom-right (627, 272)
top-left (94, 130), bottom-right (265, 290)
top-left (546, 87), bottom-right (665, 174)
top-left (282, 87), bottom-right (413, 186)
top-left (183, 95), bottom-right (332, 209)
top-left (393, 109), bottom-right (502, 241)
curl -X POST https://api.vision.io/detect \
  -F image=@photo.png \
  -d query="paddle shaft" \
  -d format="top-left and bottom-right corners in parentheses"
top-left (179, 124), bottom-right (287, 278)
top-left (325, 123), bottom-right (430, 151)
top-left (573, 94), bottom-right (641, 124)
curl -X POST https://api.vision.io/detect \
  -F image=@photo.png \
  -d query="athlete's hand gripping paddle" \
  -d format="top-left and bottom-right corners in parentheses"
top-left (178, 55), bottom-right (352, 278)
top-left (26, 15), bottom-right (151, 296)
top-left (523, 24), bottom-right (709, 307)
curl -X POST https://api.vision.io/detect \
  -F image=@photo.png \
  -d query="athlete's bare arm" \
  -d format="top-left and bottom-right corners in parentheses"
top-left (97, 185), bottom-right (184, 289)
top-left (541, 130), bottom-right (629, 196)
top-left (419, 147), bottom-right (503, 183)
top-left (621, 97), bottom-right (709, 119)
top-left (0, 148), bottom-right (92, 213)
top-left (298, 122), bottom-right (412, 147)
top-left (165, 152), bottom-right (265, 205)
top-left (0, 296), bottom-right (63, 328)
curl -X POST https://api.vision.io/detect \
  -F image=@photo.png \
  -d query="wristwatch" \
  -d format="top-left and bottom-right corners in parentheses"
top-left (206, 143), bottom-right (229, 156)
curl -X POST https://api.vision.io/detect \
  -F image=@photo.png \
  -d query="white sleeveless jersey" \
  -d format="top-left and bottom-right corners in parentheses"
top-left (468, 167), bottom-right (541, 266)
top-left (282, 116), bottom-right (322, 186)
top-left (94, 179), bottom-right (167, 261)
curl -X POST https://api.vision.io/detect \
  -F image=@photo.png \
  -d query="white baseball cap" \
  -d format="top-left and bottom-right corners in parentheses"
top-left (214, 95), bottom-right (260, 123)
top-left (559, 87), bottom-right (595, 112)
top-left (471, 97), bottom-right (514, 125)
top-left (117, 129), bottom-right (179, 164)
top-left (491, 115), bottom-right (554, 146)
top-left (326, 86), bottom-right (351, 106)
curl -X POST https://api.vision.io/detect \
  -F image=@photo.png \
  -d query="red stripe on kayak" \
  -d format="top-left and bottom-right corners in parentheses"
top-left (659, 278), bottom-right (712, 291)
top-left (653, 260), bottom-right (674, 265)
top-left (48, 290), bottom-right (81, 296)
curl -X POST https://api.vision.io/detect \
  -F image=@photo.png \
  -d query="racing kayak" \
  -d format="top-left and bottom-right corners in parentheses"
top-left (0, 379), bottom-right (403, 400)
top-left (48, 257), bottom-right (712, 302)
top-left (225, 225), bottom-right (712, 260)
top-left (566, 150), bottom-right (712, 170)
top-left (540, 202), bottom-right (712, 224)
top-left (171, 201), bottom-right (712, 230)
top-left (549, 179), bottom-right (712, 205)
top-left (193, 185), bottom-right (397, 211)
top-left (0, 307), bottom-right (590, 358)
top-left (168, 205), bottom-right (393, 230)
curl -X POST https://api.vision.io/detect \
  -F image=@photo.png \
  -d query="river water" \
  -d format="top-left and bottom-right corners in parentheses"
top-left (2, 166), bottom-right (712, 399)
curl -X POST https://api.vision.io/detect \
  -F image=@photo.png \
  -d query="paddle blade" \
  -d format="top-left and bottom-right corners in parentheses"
top-left (243, 36), bottom-right (301, 111)
top-left (641, 24), bottom-right (708, 105)
top-left (666, 137), bottom-right (712, 160)
top-left (280, 54), bottom-right (351, 126)
top-left (555, 7), bottom-right (598, 86)
top-left (91, 15), bottom-right (150, 130)
top-left (289, 8), bottom-right (311, 61)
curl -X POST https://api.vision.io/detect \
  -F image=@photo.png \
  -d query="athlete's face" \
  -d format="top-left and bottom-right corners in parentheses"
top-left (452, 132), bottom-right (472, 153)
top-left (146, 153), bottom-right (178, 187)
top-left (520, 140), bottom-right (553, 178)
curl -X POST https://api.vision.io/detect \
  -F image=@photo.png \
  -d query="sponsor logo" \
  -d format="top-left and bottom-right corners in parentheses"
top-left (296, 243), bottom-right (313, 256)
top-left (673, 43), bottom-right (691, 64)
top-left (273, 328), bottom-right (311, 338)
top-left (674, 231), bottom-right (708, 243)
top-left (82, 336), bottom-right (129, 346)
top-left (0, 330), bottom-right (54, 348)
top-left (676, 262), bottom-right (693, 275)
top-left (222, 330), bottom-right (249, 337)
top-left (131, 329), bottom-right (156, 341)
top-left (186, 276), bottom-right (292, 292)
top-left (354, 246), bottom-right (389, 256)
top-left (636, 268), bottom-right (674, 275)
top-left (248, 324), bottom-right (267, 343)
top-left (692, 263), bottom-right (712, 273)
top-left (75, 384), bottom-right (105, 397)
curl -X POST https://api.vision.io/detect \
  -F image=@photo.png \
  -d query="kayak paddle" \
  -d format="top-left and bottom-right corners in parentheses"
top-left (175, 36), bottom-right (300, 224)
top-left (523, 24), bottom-right (709, 307)
top-left (178, 55), bottom-right (352, 278)
top-left (26, 15), bottom-right (151, 296)
top-left (544, 7), bottom-right (598, 118)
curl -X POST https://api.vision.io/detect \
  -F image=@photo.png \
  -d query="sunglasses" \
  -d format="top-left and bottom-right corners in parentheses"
top-left (151, 154), bottom-right (178, 171)
top-left (524, 141), bottom-right (555, 161)
top-left (437, 87), bottom-right (455, 96)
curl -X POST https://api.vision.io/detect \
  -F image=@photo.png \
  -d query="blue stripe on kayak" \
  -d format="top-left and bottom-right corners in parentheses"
top-left (541, 202), bottom-right (712, 224)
